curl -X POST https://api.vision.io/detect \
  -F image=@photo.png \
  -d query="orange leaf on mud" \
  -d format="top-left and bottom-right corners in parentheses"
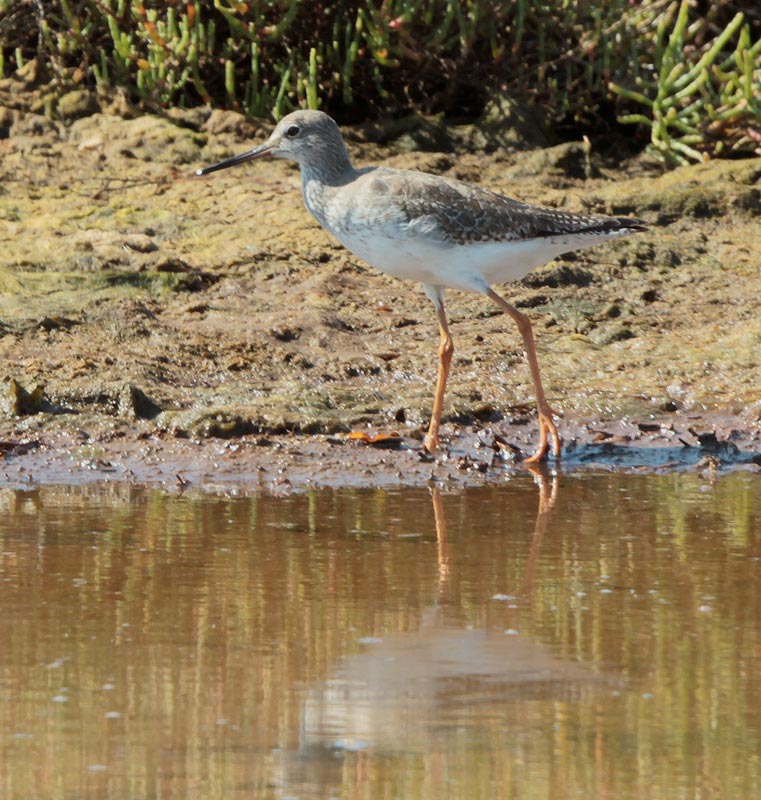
top-left (348, 431), bottom-right (404, 448)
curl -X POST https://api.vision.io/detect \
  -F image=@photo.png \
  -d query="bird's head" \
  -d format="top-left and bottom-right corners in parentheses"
top-left (196, 109), bottom-right (350, 177)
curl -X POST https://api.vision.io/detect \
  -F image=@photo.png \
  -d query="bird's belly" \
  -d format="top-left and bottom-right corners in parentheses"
top-left (331, 228), bottom-right (469, 288)
top-left (330, 227), bottom-right (596, 292)
top-left (334, 228), bottom-right (448, 282)
top-left (462, 236), bottom-right (599, 284)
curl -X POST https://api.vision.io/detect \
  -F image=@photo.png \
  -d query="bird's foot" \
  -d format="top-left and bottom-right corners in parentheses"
top-left (522, 407), bottom-right (562, 463)
top-left (423, 432), bottom-right (441, 453)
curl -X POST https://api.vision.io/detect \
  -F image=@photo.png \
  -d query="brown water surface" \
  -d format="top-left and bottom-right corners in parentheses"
top-left (1, 473), bottom-right (760, 799)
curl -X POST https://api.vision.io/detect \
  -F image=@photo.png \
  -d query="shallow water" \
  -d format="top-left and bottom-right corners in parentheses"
top-left (1, 472), bottom-right (760, 800)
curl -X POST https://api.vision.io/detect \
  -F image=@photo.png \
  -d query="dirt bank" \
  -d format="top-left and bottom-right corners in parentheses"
top-left (1, 98), bottom-right (760, 489)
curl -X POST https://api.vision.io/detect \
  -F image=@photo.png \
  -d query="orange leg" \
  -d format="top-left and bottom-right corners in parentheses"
top-left (486, 288), bottom-right (561, 462)
top-left (424, 299), bottom-right (454, 452)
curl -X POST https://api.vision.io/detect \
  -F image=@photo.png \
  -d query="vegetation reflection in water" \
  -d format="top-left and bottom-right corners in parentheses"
top-left (0, 472), bottom-right (759, 800)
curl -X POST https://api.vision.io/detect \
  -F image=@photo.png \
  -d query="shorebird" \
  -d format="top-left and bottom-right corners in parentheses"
top-left (197, 110), bottom-right (646, 462)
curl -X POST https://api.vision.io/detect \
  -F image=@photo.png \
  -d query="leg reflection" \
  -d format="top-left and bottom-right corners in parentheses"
top-left (522, 464), bottom-right (559, 598)
top-left (430, 486), bottom-right (449, 591)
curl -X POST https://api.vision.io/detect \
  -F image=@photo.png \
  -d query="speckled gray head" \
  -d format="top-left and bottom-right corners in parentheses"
top-left (196, 109), bottom-right (352, 176)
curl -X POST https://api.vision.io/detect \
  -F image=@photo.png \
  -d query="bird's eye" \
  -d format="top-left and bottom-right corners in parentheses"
top-left (286, 125), bottom-right (300, 138)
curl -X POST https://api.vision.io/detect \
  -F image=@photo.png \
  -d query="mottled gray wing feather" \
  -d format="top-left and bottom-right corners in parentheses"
top-left (386, 170), bottom-right (646, 245)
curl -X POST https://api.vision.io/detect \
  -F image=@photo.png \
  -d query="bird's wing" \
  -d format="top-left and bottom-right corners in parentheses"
top-left (368, 169), bottom-right (646, 245)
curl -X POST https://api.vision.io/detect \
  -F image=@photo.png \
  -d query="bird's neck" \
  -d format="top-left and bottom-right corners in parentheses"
top-left (299, 144), bottom-right (354, 187)
top-left (298, 144), bottom-right (356, 229)
top-left (301, 173), bottom-right (332, 229)
top-left (300, 152), bottom-right (356, 226)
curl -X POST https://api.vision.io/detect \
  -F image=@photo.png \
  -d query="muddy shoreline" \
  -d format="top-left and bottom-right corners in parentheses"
top-left (1, 101), bottom-right (760, 491)
top-left (1, 409), bottom-right (759, 494)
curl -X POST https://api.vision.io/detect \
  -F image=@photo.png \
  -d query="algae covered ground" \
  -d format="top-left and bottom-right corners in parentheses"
top-left (1, 92), bottom-right (760, 489)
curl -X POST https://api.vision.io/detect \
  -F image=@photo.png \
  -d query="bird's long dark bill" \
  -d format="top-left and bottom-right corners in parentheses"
top-left (196, 143), bottom-right (272, 176)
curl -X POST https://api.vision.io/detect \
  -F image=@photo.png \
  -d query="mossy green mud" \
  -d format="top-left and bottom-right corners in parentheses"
top-left (1, 104), bottom-right (760, 488)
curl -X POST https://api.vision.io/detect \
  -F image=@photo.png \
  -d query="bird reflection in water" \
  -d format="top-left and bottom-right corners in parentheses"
top-left (274, 468), bottom-right (610, 795)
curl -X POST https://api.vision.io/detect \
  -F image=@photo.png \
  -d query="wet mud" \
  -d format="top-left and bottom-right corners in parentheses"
top-left (1, 411), bottom-right (758, 494)
top-left (1, 96), bottom-right (760, 489)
